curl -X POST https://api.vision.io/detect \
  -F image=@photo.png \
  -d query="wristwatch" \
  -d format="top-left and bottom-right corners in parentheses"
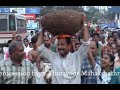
top-left (84, 23), bottom-right (88, 27)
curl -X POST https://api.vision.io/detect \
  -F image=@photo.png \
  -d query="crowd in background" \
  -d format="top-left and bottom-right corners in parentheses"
top-left (1, 12), bottom-right (120, 84)
top-left (0, 28), bottom-right (120, 84)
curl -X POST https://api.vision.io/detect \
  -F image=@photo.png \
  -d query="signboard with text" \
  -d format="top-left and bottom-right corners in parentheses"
top-left (0, 8), bottom-right (40, 14)
top-left (27, 22), bottom-right (38, 30)
top-left (25, 8), bottom-right (40, 14)
top-left (23, 14), bottom-right (36, 20)
top-left (10, 8), bottom-right (25, 14)
top-left (0, 8), bottom-right (10, 13)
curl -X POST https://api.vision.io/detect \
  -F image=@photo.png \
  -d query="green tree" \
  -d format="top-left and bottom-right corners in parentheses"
top-left (40, 6), bottom-right (84, 16)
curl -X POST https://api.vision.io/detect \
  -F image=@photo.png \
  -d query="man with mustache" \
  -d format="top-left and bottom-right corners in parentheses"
top-left (44, 35), bottom-right (52, 50)
top-left (36, 14), bottom-right (90, 84)
top-left (0, 41), bottom-right (35, 84)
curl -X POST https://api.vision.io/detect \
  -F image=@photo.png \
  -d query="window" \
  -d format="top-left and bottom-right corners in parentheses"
top-left (17, 19), bottom-right (26, 33)
top-left (17, 19), bottom-right (26, 28)
top-left (9, 14), bottom-right (16, 31)
top-left (0, 19), bottom-right (7, 31)
top-left (0, 15), bottom-right (7, 31)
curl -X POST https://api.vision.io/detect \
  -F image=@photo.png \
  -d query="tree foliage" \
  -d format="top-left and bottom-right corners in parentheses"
top-left (40, 6), bottom-right (112, 23)
top-left (40, 6), bottom-right (84, 16)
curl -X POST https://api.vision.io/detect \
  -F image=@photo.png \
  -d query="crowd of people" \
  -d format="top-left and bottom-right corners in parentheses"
top-left (1, 10), bottom-right (120, 84)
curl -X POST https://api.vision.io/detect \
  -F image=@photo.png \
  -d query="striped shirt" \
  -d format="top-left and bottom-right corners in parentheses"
top-left (81, 56), bottom-right (101, 84)
top-left (0, 59), bottom-right (34, 84)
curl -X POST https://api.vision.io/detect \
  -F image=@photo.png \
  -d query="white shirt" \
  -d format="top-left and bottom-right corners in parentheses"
top-left (27, 35), bottom-right (34, 43)
top-left (105, 32), bottom-right (108, 41)
top-left (37, 41), bottom-right (90, 84)
top-left (23, 44), bottom-right (31, 49)
top-left (99, 41), bottom-right (107, 47)
top-left (114, 53), bottom-right (119, 62)
top-left (24, 47), bottom-right (33, 60)
top-left (33, 63), bottom-right (47, 84)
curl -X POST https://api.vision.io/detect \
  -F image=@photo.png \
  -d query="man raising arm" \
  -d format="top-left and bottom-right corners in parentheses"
top-left (36, 13), bottom-right (90, 84)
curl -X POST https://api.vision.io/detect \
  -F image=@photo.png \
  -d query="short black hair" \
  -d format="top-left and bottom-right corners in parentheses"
top-left (16, 35), bottom-right (21, 38)
top-left (30, 31), bottom-right (34, 33)
top-left (6, 40), bottom-right (12, 47)
top-left (23, 38), bottom-right (29, 42)
top-left (31, 35), bottom-right (38, 44)
top-left (71, 34), bottom-right (77, 38)
top-left (112, 31), bottom-right (118, 36)
top-left (65, 37), bottom-right (71, 45)
top-left (92, 33), bottom-right (100, 37)
top-left (107, 36), bottom-right (113, 40)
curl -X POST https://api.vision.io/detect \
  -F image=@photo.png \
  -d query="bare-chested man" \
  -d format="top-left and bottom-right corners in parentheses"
top-left (28, 35), bottom-right (48, 84)
top-left (28, 35), bottom-right (52, 84)
top-left (28, 35), bottom-right (40, 64)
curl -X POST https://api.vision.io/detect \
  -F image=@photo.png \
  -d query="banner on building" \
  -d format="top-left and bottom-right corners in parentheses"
top-left (23, 14), bottom-right (36, 20)
top-left (0, 8), bottom-right (10, 13)
top-left (27, 22), bottom-right (38, 30)
top-left (10, 8), bottom-right (25, 14)
top-left (25, 8), bottom-right (40, 14)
